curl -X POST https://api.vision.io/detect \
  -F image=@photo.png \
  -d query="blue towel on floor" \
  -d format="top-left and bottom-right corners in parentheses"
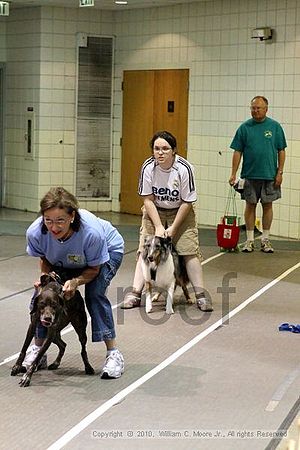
top-left (279, 323), bottom-right (300, 333)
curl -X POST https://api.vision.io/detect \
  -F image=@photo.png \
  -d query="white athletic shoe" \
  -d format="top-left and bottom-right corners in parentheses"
top-left (101, 349), bottom-right (124, 379)
top-left (22, 344), bottom-right (48, 371)
top-left (261, 239), bottom-right (274, 253)
top-left (196, 294), bottom-right (214, 312)
top-left (242, 240), bottom-right (254, 253)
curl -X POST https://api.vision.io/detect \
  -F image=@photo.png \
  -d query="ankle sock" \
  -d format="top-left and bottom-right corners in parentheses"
top-left (107, 347), bottom-right (117, 355)
top-left (261, 230), bottom-right (270, 241)
top-left (246, 230), bottom-right (254, 241)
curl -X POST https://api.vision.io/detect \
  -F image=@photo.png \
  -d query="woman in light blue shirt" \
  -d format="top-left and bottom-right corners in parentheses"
top-left (25, 186), bottom-right (124, 379)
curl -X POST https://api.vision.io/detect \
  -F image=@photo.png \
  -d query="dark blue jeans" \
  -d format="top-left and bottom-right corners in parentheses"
top-left (32, 251), bottom-right (123, 342)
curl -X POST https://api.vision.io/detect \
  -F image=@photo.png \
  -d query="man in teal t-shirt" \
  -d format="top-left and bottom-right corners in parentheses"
top-left (229, 96), bottom-right (286, 253)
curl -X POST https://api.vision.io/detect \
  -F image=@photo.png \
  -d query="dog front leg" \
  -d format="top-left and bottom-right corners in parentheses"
top-left (11, 321), bottom-right (36, 376)
top-left (19, 339), bottom-right (52, 387)
top-left (145, 281), bottom-right (153, 314)
top-left (165, 281), bottom-right (175, 315)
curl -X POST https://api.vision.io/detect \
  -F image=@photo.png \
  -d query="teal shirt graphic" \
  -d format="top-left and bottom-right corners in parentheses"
top-left (230, 117), bottom-right (287, 180)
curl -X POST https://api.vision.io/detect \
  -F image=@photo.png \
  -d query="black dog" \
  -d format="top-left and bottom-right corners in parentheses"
top-left (11, 273), bottom-right (94, 387)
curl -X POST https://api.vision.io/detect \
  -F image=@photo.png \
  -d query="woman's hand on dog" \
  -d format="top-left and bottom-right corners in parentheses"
top-left (154, 224), bottom-right (176, 239)
top-left (155, 224), bottom-right (166, 237)
top-left (63, 278), bottom-right (79, 300)
top-left (165, 225), bottom-right (176, 238)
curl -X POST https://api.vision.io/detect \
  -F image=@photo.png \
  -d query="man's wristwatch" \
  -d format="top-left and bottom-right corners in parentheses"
top-left (278, 170), bottom-right (283, 175)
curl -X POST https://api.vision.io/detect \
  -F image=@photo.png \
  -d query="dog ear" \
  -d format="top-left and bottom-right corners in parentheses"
top-left (40, 274), bottom-right (52, 287)
top-left (165, 236), bottom-right (173, 249)
top-left (159, 235), bottom-right (172, 246)
top-left (30, 294), bottom-right (40, 314)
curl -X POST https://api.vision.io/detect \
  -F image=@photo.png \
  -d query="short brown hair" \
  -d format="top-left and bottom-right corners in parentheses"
top-left (40, 186), bottom-right (81, 233)
top-left (149, 130), bottom-right (177, 151)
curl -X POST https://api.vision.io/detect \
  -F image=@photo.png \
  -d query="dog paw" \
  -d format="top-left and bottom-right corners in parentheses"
top-left (11, 365), bottom-right (21, 376)
top-left (19, 374), bottom-right (31, 387)
top-left (152, 293), bottom-right (160, 302)
top-left (145, 299), bottom-right (152, 313)
top-left (11, 364), bottom-right (26, 376)
top-left (48, 362), bottom-right (59, 370)
top-left (85, 364), bottom-right (95, 375)
top-left (166, 308), bottom-right (174, 315)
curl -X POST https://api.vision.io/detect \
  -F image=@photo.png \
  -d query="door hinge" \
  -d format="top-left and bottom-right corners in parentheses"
top-left (120, 137), bottom-right (122, 147)
top-left (119, 192), bottom-right (121, 202)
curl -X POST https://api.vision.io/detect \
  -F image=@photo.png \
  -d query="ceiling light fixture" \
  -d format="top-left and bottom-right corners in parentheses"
top-left (115, 1), bottom-right (128, 5)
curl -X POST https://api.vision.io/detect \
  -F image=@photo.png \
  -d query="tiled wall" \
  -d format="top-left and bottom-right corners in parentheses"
top-left (5, 6), bottom-right (114, 212)
top-left (3, 0), bottom-right (300, 238)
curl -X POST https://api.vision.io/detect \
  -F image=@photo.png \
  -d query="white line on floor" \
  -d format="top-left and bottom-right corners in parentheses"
top-left (202, 252), bottom-right (224, 265)
top-left (46, 260), bottom-right (300, 450)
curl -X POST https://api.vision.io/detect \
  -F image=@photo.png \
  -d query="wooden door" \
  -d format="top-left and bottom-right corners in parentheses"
top-left (120, 71), bottom-right (154, 216)
top-left (153, 69), bottom-right (189, 156)
top-left (120, 69), bottom-right (189, 215)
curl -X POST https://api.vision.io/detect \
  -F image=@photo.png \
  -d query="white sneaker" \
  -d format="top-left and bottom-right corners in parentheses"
top-left (242, 240), bottom-right (254, 253)
top-left (261, 238), bottom-right (274, 253)
top-left (101, 349), bottom-right (124, 379)
top-left (196, 295), bottom-right (214, 312)
top-left (22, 345), bottom-right (48, 371)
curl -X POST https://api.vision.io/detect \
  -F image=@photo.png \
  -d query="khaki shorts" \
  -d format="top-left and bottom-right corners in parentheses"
top-left (138, 204), bottom-right (203, 259)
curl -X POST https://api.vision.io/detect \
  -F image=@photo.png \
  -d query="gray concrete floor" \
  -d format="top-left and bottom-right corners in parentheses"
top-left (0, 208), bottom-right (300, 450)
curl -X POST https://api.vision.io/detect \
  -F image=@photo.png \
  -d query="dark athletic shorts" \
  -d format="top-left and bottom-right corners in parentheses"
top-left (241, 179), bottom-right (281, 204)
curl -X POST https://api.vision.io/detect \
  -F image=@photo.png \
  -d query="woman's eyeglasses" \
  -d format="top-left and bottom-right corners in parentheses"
top-left (44, 217), bottom-right (70, 227)
top-left (153, 146), bottom-right (172, 153)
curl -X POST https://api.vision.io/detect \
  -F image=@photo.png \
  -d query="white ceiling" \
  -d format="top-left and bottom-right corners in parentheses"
top-left (10, 0), bottom-right (205, 11)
